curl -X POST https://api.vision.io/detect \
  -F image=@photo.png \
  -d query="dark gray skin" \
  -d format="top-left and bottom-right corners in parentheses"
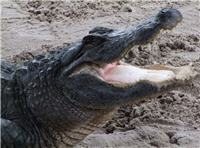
top-left (1, 8), bottom-right (184, 148)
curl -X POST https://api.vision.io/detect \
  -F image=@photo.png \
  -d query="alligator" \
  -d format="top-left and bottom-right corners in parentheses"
top-left (1, 8), bottom-right (196, 148)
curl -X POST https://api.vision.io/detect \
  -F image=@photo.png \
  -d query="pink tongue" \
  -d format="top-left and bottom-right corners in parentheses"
top-left (99, 62), bottom-right (118, 79)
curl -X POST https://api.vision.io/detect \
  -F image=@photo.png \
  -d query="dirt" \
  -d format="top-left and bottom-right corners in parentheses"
top-left (1, 0), bottom-right (200, 148)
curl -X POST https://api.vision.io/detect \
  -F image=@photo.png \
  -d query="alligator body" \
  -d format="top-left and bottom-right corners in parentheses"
top-left (1, 8), bottom-right (195, 148)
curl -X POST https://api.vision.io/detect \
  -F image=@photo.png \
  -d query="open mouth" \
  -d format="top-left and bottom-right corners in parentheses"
top-left (96, 19), bottom-right (186, 86)
top-left (97, 60), bottom-right (193, 87)
top-left (98, 61), bottom-right (174, 84)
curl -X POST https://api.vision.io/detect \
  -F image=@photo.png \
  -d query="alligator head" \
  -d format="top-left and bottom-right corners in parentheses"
top-left (58, 8), bottom-right (188, 109)
top-left (1, 8), bottom-right (196, 148)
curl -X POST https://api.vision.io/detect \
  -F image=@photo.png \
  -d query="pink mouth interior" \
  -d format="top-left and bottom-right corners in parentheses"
top-left (98, 62), bottom-right (176, 84)
top-left (99, 62), bottom-right (118, 78)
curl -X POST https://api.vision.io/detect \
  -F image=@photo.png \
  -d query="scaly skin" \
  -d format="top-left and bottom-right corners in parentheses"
top-left (1, 8), bottom-right (195, 148)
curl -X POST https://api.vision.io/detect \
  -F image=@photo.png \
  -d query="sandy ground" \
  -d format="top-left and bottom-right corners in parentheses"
top-left (1, 0), bottom-right (200, 148)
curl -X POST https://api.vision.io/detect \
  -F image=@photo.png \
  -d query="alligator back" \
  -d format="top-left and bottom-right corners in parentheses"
top-left (1, 61), bottom-right (31, 148)
top-left (1, 61), bottom-right (21, 117)
top-left (1, 61), bottom-right (19, 79)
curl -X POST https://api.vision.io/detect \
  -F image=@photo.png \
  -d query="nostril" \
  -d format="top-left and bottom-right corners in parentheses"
top-left (161, 10), bottom-right (165, 14)
top-left (161, 8), bottom-right (169, 13)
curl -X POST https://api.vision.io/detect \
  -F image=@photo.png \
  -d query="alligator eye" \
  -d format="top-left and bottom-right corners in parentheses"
top-left (82, 34), bottom-right (106, 48)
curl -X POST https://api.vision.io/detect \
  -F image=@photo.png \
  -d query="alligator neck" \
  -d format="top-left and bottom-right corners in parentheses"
top-left (27, 83), bottom-right (118, 147)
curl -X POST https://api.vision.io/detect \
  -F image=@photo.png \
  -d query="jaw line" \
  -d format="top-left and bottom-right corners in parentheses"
top-left (96, 60), bottom-right (194, 88)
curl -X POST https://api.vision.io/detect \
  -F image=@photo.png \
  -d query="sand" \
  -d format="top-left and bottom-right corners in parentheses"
top-left (1, 0), bottom-right (200, 148)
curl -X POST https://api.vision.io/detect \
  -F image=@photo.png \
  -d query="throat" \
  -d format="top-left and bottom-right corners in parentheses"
top-left (99, 62), bottom-right (118, 77)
